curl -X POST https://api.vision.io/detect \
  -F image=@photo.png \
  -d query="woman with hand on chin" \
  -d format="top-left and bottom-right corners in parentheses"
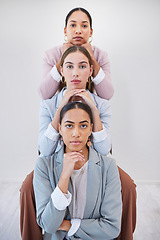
top-left (39, 7), bottom-right (113, 100)
top-left (34, 101), bottom-right (122, 240)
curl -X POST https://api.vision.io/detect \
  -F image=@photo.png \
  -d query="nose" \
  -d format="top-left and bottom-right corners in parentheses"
top-left (72, 126), bottom-right (80, 137)
top-left (72, 66), bottom-right (79, 77)
top-left (75, 25), bottom-right (82, 34)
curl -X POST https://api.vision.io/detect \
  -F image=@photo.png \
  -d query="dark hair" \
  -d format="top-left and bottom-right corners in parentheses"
top-left (60, 101), bottom-right (93, 124)
top-left (59, 45), bottom-right (94, 92)
top-left (65, 7), bottom-right (92, 29)
top-left (61, 45), bottom-right (92, 67)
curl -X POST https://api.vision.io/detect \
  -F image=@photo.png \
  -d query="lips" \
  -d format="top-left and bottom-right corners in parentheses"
top-left (71, 79), bottom-right (81, 84)
top-left (70, 141), bottom-right (82, 145)
top-left (73, 37), bottom-right (83, 41)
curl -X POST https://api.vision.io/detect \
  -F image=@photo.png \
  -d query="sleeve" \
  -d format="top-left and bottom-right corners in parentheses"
top-left (74, 159), bottom-right (122, 240)
top-left (38, 47), bottom-right (61, 100)
top-left (33, 157), bottom-right (67, 233)
top-left (51, 186), bottom-right (72, 210)
top-left (38, 100), bottom-right (59, 156)
top-left (91, 100), bottom-right (112, 155)
top-left (93, 47), bottom-right (114, 100)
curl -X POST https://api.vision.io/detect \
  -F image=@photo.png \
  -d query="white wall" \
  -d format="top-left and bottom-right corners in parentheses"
top-left (0, 0), bottom-right (160, 182)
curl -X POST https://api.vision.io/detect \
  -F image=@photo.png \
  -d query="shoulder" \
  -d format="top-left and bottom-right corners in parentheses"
top-left (45, 45), bottom-right (62, 56)
top-left (92, 45), bottom-right (108, 59)
top-left (35, 154), bottom-right (54, 174)
top-left (41, 92), bottom-right (59, 107)
top-left (44, 45), bottom-right (63, 63)
top-left (90, 92), bottom-right (111, 109)
top-left (90, 147), bottom-right (117, 171)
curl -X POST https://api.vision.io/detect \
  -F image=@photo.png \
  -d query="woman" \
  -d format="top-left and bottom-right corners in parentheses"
top-left (20, 46), bottom-right (136, 240)
top-left (39, 45), bottom-right (111, 157)
top-left (33, 101), bottom-right (122, 240)
top-left (39, 7), bottom-right (114, 100)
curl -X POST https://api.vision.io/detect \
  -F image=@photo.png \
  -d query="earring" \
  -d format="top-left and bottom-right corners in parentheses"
top-left (60, 137), bottom-right (64, 147)
top-left (87, 137), bottom-right (91, 147)
top-left (61, 76), bottom-right (66, 83)
top-left (88, 36), bottom-right (93, 43)
top-left (87, 77), bottom-right (93, 91)
top-left (64, 35), bottom-right (68, 43)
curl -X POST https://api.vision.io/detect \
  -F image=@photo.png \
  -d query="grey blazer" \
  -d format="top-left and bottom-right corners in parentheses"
top-left (33, 146), bottom-right (122, 240)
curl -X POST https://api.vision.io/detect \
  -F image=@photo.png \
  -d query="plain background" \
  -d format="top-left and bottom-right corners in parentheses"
top-left (0, 0), bottom-right (160, 183)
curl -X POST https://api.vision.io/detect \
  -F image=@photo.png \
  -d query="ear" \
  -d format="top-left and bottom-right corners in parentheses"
top-left (64, 27), bottom-right (67, 35)
top-left (89, 123), bottom-right (93, 135)
top-left (60, 66), bottom-right (63, 76)
top-left (90, 29), bottom-right (93, 37)
top-left (58, 123), bottom-right (62, 135)
top-left (89, 65), bottom-right (94, 77)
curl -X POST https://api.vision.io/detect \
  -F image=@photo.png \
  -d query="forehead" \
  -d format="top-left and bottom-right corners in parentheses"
top-left (64, 51), bottom-right (89, 63)
top-left (62, 108), bottom-right (91, 123)
top-left (68, 10), bottom-right (90, 23)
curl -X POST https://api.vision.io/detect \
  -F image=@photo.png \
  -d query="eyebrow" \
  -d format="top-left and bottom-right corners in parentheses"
top-left (65, 61), bottom-right (88, 65)
top-left (69, 20), bottom-right (89, 24)
top-left (64, 120), bottom-right (89, 124)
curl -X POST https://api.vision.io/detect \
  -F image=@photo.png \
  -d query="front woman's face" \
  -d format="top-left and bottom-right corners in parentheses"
top-left (61, 51), bottom-right (93, 91)
top-left (59, 108), bottom-right (92, 153)
top-left (64, 10), bottom-right (93, 45)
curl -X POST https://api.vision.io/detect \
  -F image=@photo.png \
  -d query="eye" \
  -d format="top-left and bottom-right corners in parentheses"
top-left (79, 65), bottom-right (86, 69)
top-left (82, 24), bottom-right (88, 28)
top-left (70, 24), bottom-right (76, 27)
top-left (66, 65), bottom-right (73, 69)
top-left (65, 124), bottom-right (73, 128)
top-left (81, 124), bottom-right (87, 129)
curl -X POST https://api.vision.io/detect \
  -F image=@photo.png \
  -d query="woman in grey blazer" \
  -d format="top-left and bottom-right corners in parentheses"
top-left (33, 101), bottom-right (122, 240)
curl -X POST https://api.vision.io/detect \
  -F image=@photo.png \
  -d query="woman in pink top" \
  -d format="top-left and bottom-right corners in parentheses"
top-left (39, 7), bottom-right (114, 100)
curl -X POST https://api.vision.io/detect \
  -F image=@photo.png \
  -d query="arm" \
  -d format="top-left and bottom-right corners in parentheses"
top-left (33, 152), bottom-right (85, 234)
top-left (74, 159), bottom-right (122, 240)
top-left (38, 46), bottom-right (62, 99)
top-left (39, 44), bottom-right (73, 100)
top-left (33, 157), bottom-right (67, 233)
top-left (74, 90), bottom-right (112, 155)
top-left (38, 99), bottom-right (60, 156)
top-left (82, 44), bottom-right (114, 100)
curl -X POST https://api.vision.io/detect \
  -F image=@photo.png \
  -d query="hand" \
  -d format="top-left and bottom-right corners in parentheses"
top-left (62, 42), bottom-right (73, 54)
top-left (62, 151), bottom-right (85, 178)
top-left (58, 219), bottom-right (71, 231)
top-left (82, 43), bottom-right (94, 58)
top-left (59, 89), bottom-right (86, 111)
top-left (74, 90), bottom-right (96, 110)
top-left (58, 151), bottom-right (85, 194)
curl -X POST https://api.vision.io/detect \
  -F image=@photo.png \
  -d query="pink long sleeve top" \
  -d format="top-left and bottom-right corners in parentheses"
top-left (39, 45), bottom-right (114, 100)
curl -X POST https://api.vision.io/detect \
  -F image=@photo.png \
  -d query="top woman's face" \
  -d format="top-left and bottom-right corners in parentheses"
top-left (59, 108), bottom-right (92, 153)
top-left (60, 51), bottom-right (93, 91)
top-left (64, 11), bottom-right (93, 45)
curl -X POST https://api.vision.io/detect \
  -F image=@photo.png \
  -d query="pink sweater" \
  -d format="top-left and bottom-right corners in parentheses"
top-left (39, 45), bottom-right (114, 100)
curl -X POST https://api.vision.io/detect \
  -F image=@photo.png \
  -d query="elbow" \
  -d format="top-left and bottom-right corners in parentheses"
top-left (37, 217), bottom-right (58, 234)
top-left (38, 144), bottom-right (54, 157)
top-left (38, 86), bottom-right (47, 100)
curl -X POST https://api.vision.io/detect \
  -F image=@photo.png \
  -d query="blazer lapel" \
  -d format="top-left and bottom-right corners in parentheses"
top-left (83, 147), bottom-right (101, 218)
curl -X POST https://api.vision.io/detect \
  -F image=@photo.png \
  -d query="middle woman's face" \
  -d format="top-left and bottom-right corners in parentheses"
top-left (64, 10), bottom-right (93, 45)
top-left (61, 51), bottom-right (93, 91)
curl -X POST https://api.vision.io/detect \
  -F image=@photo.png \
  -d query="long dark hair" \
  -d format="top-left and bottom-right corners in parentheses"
top-left (59, 45), bottom-right (94, 92)
top-left (60, 101), bottom-right (93, 124)
top-left (65, 7), bottom-right (92, 29)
